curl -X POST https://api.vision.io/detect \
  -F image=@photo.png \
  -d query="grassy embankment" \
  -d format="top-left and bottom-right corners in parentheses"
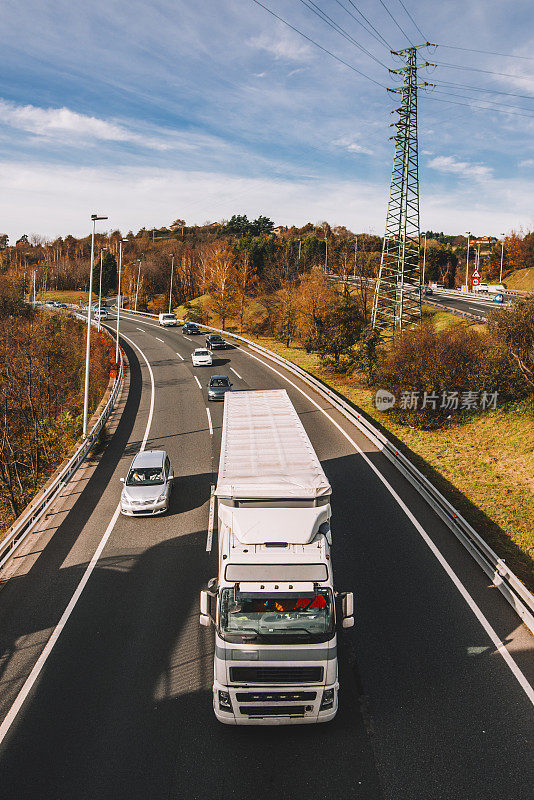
top-left (503, 268), bottom-right (534, 291)
top-left (175, 295), bottom-right (534, 589)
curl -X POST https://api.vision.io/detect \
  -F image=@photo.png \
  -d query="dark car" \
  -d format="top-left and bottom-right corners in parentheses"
top-left (183, 322), bottom-right (201, 335)
top-left (207, 375), bottom-right (232, 401)
top-left (424, 286), bottom-right (433, 296)
top-left (206, 334), bottom-right (227, 350)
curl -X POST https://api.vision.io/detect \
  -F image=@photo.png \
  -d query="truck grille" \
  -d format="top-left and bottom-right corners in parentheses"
top-left (229, 667), bottom-right (323, 684)
top-left (236, 691), bottom-right (317, 702)
top-left (239, 706), bottom-right (307, 717)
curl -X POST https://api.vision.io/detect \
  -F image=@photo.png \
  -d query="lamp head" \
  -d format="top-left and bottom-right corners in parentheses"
top-left (91, 214), bottom-right (108, 221)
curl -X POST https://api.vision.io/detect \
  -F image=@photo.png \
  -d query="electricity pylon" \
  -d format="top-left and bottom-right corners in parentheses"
top-left (372, 45), bottom-right (434, 335)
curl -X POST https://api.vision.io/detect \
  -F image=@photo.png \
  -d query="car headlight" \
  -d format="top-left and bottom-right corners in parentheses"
top-left (320, 688), bottom-right (335, 710)
top-left (157, 491), bottom-right (167, 502)
top-left (218, 690), bottom-right (232, 711)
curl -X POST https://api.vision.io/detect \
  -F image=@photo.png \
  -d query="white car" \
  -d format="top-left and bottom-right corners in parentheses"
top-left (159, 313), bottom-right (177, 326)
top-left (192, 348), bottom-right (213, 367)
top-left (94, 308), bottom-right (109, 320)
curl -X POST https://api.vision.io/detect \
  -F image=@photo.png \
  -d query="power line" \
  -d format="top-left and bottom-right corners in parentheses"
top-left (333, 0), bottom-right (392, 51)
top-left (430, 87), bottom-right (534, 114)
top-left (439, 44), bottom-right (534, 62)
top-left (421, 92), bottom-right (534, 120)
top-left (436, 80), bottom-right (534, 103)
top-left (377, 0), bottom-right (414, 46)
top-left (435, 61), bottom-right (534, 82)
top-left (296, 0), bottom-right (390, 69)
top-left (249, 0), bottom-right (388, 88)
top-left (396, 0), bottom-right (427, 41)
top-left (344, 0), bottom-right (394, 50)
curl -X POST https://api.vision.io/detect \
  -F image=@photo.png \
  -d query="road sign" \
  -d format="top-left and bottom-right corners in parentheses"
top-left (472, 277), bottom-right (480, 286)
top-left (472, 269), bottom-right (480, 278)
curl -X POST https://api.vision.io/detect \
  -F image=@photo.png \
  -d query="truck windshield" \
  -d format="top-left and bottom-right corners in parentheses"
top-left (219, 588), bottom-right (334, 644)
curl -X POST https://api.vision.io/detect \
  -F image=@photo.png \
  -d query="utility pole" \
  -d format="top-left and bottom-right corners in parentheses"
top-left (83, 213), bottom-right (107, 438)
top-left (298, 239), bottom-right (302, 261)
top-left (115, 238), bottom-right (128, 363)
top-left (97, 247), bottom-right (107, 331)
top-left (499, 233), bottom-right (506, 283)
top-left (324, 237), bottom-right (328, 272)
top-left (372, 45), bottom-right (435, 334)
top-left (421, 231), bottom-right (427, 286)
top-left (168, 253), bottom-right (175, 314)
top-left (464, 231), bottom-right (471, 292)
top-left (134, 258), bottom-right (142, 311)
top-left (353, 236), bottom-right (358, 277)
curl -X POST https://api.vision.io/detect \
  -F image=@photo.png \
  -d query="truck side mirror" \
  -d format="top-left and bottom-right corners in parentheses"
top-left (119, 477), bottom-right (125, 483)
top-left (342, 591), bottom-right (354, 617)
top-left (200, 590), bottom-right (213, 627)
top-left (341, 592), bottom-right (354, 628)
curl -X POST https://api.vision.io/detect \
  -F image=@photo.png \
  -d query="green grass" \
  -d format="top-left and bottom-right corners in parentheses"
top-left (504, 268), bottom-right (534, 291)
top-left (38, 290), bottom-right (90, 305)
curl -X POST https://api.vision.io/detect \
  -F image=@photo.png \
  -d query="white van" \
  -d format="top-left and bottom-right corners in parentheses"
top-left (158, 313), bottom-right (177, 327)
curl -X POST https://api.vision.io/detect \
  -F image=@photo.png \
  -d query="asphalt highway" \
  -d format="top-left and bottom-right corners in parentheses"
top-left (0, 310), bottom-right (532, 800)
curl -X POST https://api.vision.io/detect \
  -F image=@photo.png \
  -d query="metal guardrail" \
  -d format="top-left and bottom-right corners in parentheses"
top-left (120, 307), bottom-right (534, 632)
top-left (0, 318), bottom-right (124, 571)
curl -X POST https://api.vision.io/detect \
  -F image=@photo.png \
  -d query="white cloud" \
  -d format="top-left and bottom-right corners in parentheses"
top-left (519, 158), bottom-right (534, 168)
top-left (333, 137), bottom-right (373, 156)
top-left (248, 28), bottom-right (311, 62)
top-left (0, 99), bottom-right (195, 152)
top-left (428, 155), bottom-right (493, 181)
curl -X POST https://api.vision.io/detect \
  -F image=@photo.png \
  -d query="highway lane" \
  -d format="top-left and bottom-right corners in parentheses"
top-left (0, 311), bottom-right (532, 799)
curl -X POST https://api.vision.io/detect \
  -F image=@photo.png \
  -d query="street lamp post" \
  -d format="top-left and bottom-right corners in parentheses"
top-left (168, 253), bottom-right (175, 314)
top-left (97, 247), bottom-right (107, 331)
top-left (298, 239), bottom-right (302, 261)
top-left (421, 232), bottom-right (427, 286)
top-left (115, 238), bottom-right (128, 363)
top-left (134, 259), bottom-right (142, 312)
top-left (83, 214), bottom-right (108, 438)
top-left (464, 231), bottom-right (471, 292)
top-left (353, 236), bottom-right (358, 278)
top-left (324, 237), bottom-right (328, 272)
top-left (499, 233), bottom-right (506, 283)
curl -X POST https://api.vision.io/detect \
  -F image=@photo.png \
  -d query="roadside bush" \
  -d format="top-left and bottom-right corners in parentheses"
top-left (375, 322), bottom-right (525, 428)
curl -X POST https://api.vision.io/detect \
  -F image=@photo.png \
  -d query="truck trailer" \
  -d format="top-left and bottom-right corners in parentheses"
top-left (200, 389), bottom-right (354, 725)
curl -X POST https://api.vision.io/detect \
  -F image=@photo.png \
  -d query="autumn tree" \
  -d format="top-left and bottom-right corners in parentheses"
top-left (295, 267), bottom-right (337, 349)
top-left (234, 250), bottom-right (257, 333)
top-left (488, 297), bottom-right (534, 391)
top-left (206, 243), bottom-right (238, 328)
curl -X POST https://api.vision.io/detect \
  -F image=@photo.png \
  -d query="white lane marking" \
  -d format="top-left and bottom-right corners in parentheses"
top-left (230, 367), bottom-right (242, 379)
top-left (243, 348), bottom-right (534, 707)
top-left (0, 334), bottom-right (157, 744)
top-left (155, 337), bottom-right (164, 343)
top-left (206, 485), bottom-right (216, 552)
top-left (194, 375), bottom-right (202, 389)
top-left (136, 327), bottom-right (145, 332)
top-left (183, 335), bottom-right (192, 341)
top-left (206, 407), bottom-right (213, 435)
top-left (176, 353), bottom-right (184, 361)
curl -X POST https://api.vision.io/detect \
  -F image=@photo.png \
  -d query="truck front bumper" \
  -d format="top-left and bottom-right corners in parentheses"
top-left (213, 680), bottom-right (338, 725)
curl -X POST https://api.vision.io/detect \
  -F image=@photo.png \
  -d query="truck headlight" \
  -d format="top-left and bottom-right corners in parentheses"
top-left (218, 690), bottom-right (232, 712)
top-left (320, 688), bottom-right (335, 710)
top-left (157, 491), bottom-right (167, 502)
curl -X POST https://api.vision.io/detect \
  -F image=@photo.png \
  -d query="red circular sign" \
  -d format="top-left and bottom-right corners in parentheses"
top-left (472, 277), bottom-right (480, 286)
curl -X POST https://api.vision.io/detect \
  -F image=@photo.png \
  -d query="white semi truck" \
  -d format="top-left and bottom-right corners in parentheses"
top-left (200, 389), bottom-right (354, 725)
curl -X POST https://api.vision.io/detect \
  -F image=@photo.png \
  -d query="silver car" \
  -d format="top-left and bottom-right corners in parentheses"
top-left (120, 450), bottom-right (173, 516)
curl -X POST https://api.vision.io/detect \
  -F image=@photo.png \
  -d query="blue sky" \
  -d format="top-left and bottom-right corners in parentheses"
top-left (1, 0), bottom-right (533, 240)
